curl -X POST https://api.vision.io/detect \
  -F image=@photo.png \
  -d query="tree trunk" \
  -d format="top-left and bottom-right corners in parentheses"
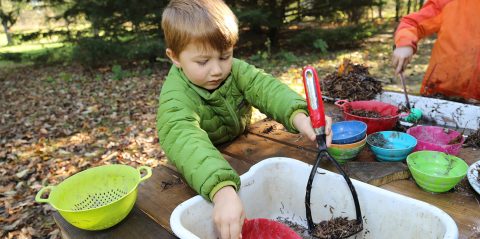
top-left (378, 3), bottom-right (383, 19)
top-left (395, 0), bottom-right (402, 22)
top-left (267, 26), bottom-right (278, 49)
top-left (413, 0), bottom-right (417, 12)
top-left (419, 0), bottom-right (425, 10)
top-left (407, 0), bottom-right (412, 14)
top-left (2, 20), bottom-right (12, 45)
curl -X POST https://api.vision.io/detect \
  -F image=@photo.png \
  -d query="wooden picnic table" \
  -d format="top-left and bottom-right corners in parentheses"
top-left (54, 103), bottom-right (480, 239)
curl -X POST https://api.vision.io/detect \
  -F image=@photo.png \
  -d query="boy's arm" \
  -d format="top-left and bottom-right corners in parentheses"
top-left (157, 94), bottom-right (240, 200)
top-left (232, 59), bottom-right (307, 133)
top-left (395, 0), bottom-right (449, 53)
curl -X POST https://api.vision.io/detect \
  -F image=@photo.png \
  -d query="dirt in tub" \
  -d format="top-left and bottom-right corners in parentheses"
top-left (464, 128), bottom-right (480, 148)
top-left (347, 106), bottom-right (383, 118)
top-left (276, 217), bottom-right (364, 239)
top-left (367, 133), bottom-right (391, 148)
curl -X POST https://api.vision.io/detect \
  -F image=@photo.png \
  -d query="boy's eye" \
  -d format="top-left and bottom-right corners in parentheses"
top-left (196, 60), bottom-right (208, 65)
top-left (220, 55), bottom-right (231, 60)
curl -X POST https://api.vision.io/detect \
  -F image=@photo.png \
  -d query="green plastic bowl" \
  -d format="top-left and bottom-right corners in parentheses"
top-left (327, 135), bottom-right (367, 164)
top-left (406, 151), bottom-right (468, 193)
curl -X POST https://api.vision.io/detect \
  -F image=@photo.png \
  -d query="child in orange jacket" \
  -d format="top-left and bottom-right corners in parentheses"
top-left (392, 0), bottom-right (480, 102)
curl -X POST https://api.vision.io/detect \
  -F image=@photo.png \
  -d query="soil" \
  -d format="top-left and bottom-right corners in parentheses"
top-left (348, 107), bottom-right (383, 118)
top-left (323, 59), bottom-right (383, 101)
top-left (476, 164), bottom-right (480, 182)
top-left (160, 176), bottom-right (183, 190)
top-left (447, 134), bottom-right (464, 145)
top-left (276, 217), bottom-right (362, 239)
top-left (276, 218), bottom-right (315, 239)
top-left (392, 121), bottom-right (410, 132)
top-left (311, 217), bottom-right (362, 239)
top-left (464, 128), bottom-right (480, 148)
top-left (367, 133), bottom-right (390, 148)
top-left (262, 125), bottom-right (276, 134)
top-left (453, 177), bottom-right (474, 196)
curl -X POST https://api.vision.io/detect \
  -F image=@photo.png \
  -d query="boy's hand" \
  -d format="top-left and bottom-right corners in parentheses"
top-left (392, 46), bottom-right (414, 74)
top-left (212, 186), bottom-right (245, 239)
top-left (293, 112), bottom-right (332, 147)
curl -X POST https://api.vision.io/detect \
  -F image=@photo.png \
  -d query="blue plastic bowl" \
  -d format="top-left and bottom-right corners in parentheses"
top-left (367, 131), bottom-right (417, 162)
top-left (332, 120), bottom-right (368, 144)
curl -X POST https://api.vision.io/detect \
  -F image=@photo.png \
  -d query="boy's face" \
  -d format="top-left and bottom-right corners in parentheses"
top-left (167, 42), bottom-right (233, 90)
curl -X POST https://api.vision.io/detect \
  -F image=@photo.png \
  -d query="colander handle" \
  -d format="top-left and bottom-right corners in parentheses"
top-left (137, 166), bottom-right (152, 183)
top-left (35, 186), bottom-right (55, 203)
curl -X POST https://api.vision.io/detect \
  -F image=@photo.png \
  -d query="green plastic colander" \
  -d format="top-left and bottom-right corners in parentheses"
top-left (35, 164), bottom-right (152, 230)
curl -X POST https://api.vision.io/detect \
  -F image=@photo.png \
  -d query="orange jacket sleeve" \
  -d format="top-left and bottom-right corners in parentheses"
top-left (394, 0), bottom-right (452, 53)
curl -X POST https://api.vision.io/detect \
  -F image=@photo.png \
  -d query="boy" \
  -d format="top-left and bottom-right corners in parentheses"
top-left (392, 0), bottom-right (480, 102)
top-left (157, 0), bottom-right (332, 238)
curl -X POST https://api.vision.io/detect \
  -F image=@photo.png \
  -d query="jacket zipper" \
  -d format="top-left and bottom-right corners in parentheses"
top-left (222, 96), bottom-right (242, 135)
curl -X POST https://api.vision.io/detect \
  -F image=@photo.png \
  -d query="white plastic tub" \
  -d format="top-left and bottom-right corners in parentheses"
top-left (170, 157), bottom-right (458, 239)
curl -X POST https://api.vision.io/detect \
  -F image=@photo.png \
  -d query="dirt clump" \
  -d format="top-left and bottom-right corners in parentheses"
top-left (276, 217), bottom-right (362, 239)
top-left (367, 133), bottom-right (390, 148)
top-left (323, 58), bottom-right (382, 101)
top-left (348, 106), bottom-right (383, 118)
top-left (464, 128), bottom-right (480, 148)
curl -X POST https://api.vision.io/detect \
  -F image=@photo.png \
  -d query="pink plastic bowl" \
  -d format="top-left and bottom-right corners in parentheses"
top-left (406, 126), bottom-right (464, 155)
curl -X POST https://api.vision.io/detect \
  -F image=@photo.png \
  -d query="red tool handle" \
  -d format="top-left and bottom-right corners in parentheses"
top-left (302, 66), bottom-right (326, 131)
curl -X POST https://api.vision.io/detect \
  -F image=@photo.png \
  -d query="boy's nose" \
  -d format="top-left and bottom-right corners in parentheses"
top-left (211, 62), bottom-right (223, 76)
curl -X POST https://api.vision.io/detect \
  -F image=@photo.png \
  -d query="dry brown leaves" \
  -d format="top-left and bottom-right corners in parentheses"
top-left (0, 63), bottom-right (169, 238)
top-left (323, 58), bottom-right (382, 101)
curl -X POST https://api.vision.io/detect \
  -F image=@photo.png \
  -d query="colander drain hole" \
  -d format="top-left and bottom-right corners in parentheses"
top-left (72, 188), bottom-right (128, 211)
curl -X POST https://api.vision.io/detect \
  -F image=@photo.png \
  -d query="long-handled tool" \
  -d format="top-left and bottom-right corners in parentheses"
top-left (302, 66), bottom-right (363, 238)
top-left (399, 72), bottom-right (422, 123)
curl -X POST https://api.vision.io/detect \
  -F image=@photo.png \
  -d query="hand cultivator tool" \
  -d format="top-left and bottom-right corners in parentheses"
top-left (302, 66), bottom-right (363, 238)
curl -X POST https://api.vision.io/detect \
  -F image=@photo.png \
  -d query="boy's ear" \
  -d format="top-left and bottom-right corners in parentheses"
top-left (166, 48), bottom-right (181, 68)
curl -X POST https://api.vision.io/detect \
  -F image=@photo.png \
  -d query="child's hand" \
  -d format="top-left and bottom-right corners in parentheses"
top-left (392, 46), bottom-right (414, 74)
top-left (212, 186), bottom-right (245, 239)
top-left (293, 112), bottom-right (332, 147)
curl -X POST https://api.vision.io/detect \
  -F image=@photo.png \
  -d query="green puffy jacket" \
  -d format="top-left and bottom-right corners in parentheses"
top-left (157, 58), bottom-right (307, 200)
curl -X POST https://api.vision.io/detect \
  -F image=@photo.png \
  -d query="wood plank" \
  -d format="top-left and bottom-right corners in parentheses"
top-left (135, 154), bottom-right (251, 235)
top-left (135, 165), bottom-right (196, 234)
top-left (53, 207), bottom-right (176, 239)
top-left (345, 161), bottom-right (410, 186)
top-left (220, 133), bottom-right (324, 167)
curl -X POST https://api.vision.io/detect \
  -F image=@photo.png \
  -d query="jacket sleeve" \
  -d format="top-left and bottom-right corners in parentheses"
top-left (157, 89), bottom-right (240, 201)
top-left (232, 59), bottom-right (308, 133)
top-left (394, 0), bottom-right (450, 52)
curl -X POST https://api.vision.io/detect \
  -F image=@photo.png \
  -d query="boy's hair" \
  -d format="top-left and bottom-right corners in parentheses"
top-left (162, 0), bottom-right (239, 55)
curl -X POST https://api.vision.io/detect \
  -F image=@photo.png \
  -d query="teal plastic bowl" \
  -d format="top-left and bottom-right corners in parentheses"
top-left (407, 151), bottom-right (468, 193)
top-left (367, 131), bottom-right (417, 162)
